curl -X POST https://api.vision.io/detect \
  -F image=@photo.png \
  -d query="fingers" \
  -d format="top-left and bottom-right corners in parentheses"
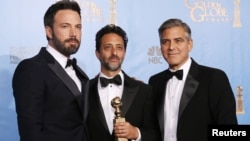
top-left (116, 128), bottom-right (125, 135)
top-left (113, 122), bottom-right (138, 139)
top-left (114, 122), bottom-right (127, 137)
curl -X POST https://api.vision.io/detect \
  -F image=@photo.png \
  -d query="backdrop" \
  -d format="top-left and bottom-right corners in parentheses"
top-left (0, 0), bottom-right (249, 140)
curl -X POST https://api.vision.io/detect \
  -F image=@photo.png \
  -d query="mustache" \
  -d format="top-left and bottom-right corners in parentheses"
top-left (65, 38), bottom-right (79, 43)
top-left (109, 55), bottom-right (120, 60)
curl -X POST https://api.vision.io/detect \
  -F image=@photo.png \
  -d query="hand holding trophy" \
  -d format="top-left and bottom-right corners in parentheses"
top-left (111, 97), bottom-right (128, 141)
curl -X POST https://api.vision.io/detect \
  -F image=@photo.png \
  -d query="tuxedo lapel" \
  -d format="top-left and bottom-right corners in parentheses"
top-left (48, 63), bottom-right (81, 96)
top-left (82, 79), bottom-right (89, 120)
top-left (90, 77), bottom-right (110, 132)
top-left (74, 65), bottom-right (89, 81)
top-left (48, 62), bottom-right (84, 110)
top-left (73, 65), bottom-right (89, 119)
top-left (178, 60), bottom-right (199, 119)
top-left (121, 72), bottom-right (138, 116)
top-left (178, 74), bottom-right (199, 119)
top-left (40, 48), bottom-right (83, 111)
top-left (121, 85), bottom-right (138, 116)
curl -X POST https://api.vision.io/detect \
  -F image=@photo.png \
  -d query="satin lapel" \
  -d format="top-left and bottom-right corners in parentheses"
top-left (39, 47), bottom-right (84, 112)
top-left (121, 73), bottom-right (138, 116)
top-left (121, 85), bottom-right (138, 116)
top-left (74, 65), bottom-right (89, 80)
top-left (82, 80), bottom-right (89, 121)
top-left (48, 62), bottom-right (82, 109)
top-left (73, 65), bottom-right (89, 119)
top-left (178, 60), bottom-right (199, 119)
top-left (91, 77), bottom-right (109, 131)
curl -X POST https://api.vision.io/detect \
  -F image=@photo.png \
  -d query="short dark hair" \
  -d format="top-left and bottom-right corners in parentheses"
top-left (158, 18), bottom-right (192, 40)
top-left (44, 0), bottom-right (81, 28)
top-left (95, 24), bottom-right (128, 51)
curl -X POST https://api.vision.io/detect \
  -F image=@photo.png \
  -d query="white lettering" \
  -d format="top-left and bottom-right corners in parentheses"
top-left (212, 129), bottom-right (247, 136)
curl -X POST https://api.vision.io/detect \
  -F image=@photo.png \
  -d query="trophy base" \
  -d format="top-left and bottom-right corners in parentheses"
top-left (114, 118), bottom-right (128, 141)
top-left (114, 117), bottom-right (126, 123)
top-left (115, 137), bottom-right (128, 141)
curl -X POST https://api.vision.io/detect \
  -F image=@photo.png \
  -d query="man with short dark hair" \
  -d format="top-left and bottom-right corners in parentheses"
top-left (12, 1), bottom-right (89, 141)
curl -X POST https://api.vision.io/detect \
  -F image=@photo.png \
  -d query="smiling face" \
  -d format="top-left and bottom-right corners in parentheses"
top-left (45, 9), bottom-right (82, 57)
top-left (160, 26), bottom-right (193, 70)
top-left (96, 33), bottom-right (126, 76)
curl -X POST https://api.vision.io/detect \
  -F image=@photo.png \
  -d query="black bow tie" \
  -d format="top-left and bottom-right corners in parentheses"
top-left (65, 58), bottom-right (77, 69)
top-left (100, 75), bottom-right (122, 87)
top-left (166, 69), bottom-right (183, 80)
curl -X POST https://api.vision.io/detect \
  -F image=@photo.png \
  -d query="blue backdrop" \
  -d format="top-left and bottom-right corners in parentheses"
top-left (0, 0), bottom-right (249, 140)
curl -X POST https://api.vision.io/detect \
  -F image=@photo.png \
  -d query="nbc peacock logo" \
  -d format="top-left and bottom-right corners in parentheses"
top-left (147, 46), bottom-right (163, 64)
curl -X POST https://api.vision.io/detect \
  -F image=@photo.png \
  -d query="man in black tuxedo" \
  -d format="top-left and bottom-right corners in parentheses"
top-left (148, 18), bottom-right (238, 141)
top-left (12, 1), bottom-right (89, 141)
top-left (87, 24), bottom-right (161, 141)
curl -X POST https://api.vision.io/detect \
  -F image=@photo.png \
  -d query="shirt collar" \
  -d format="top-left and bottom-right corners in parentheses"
top-left (181, 57), bottom-right (191, 80)
top-left (46, 45), bottom-right (69, 68)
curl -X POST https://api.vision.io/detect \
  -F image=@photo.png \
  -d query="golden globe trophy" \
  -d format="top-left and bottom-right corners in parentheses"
top-left (233, 0), bottom-right (242, 27)
top-left (236, 86), bottom-right (244, 114)
top-left (111, 97), bottom-right (128, 141)
top-left (109, 0), bottom-right (117, 24)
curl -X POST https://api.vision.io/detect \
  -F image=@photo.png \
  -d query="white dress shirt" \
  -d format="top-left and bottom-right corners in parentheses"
top-left (164, 58), bottom-right (191, 141)
top-left (98, 71), bottom-right (124, 134)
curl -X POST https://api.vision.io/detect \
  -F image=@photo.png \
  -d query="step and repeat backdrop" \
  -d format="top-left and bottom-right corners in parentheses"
top-left (0, 0), bottom-right (249, 140)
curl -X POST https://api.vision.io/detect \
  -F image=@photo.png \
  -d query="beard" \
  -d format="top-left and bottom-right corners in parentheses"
top-left (51, 32), bottom-right (80, 57)
top-left (100, 55), bottom-right (123, 71)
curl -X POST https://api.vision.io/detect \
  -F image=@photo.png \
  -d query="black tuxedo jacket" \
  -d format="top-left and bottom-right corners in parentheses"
top-left (87, 71), bottom-right (161, 141)
top-left (148, 59), bottom-right (237, 141)
top-left (12, 47), bottom-right (89, 141)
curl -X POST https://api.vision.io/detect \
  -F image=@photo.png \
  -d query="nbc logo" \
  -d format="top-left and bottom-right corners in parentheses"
top-left (147, 46), bottom-right (163, 64)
